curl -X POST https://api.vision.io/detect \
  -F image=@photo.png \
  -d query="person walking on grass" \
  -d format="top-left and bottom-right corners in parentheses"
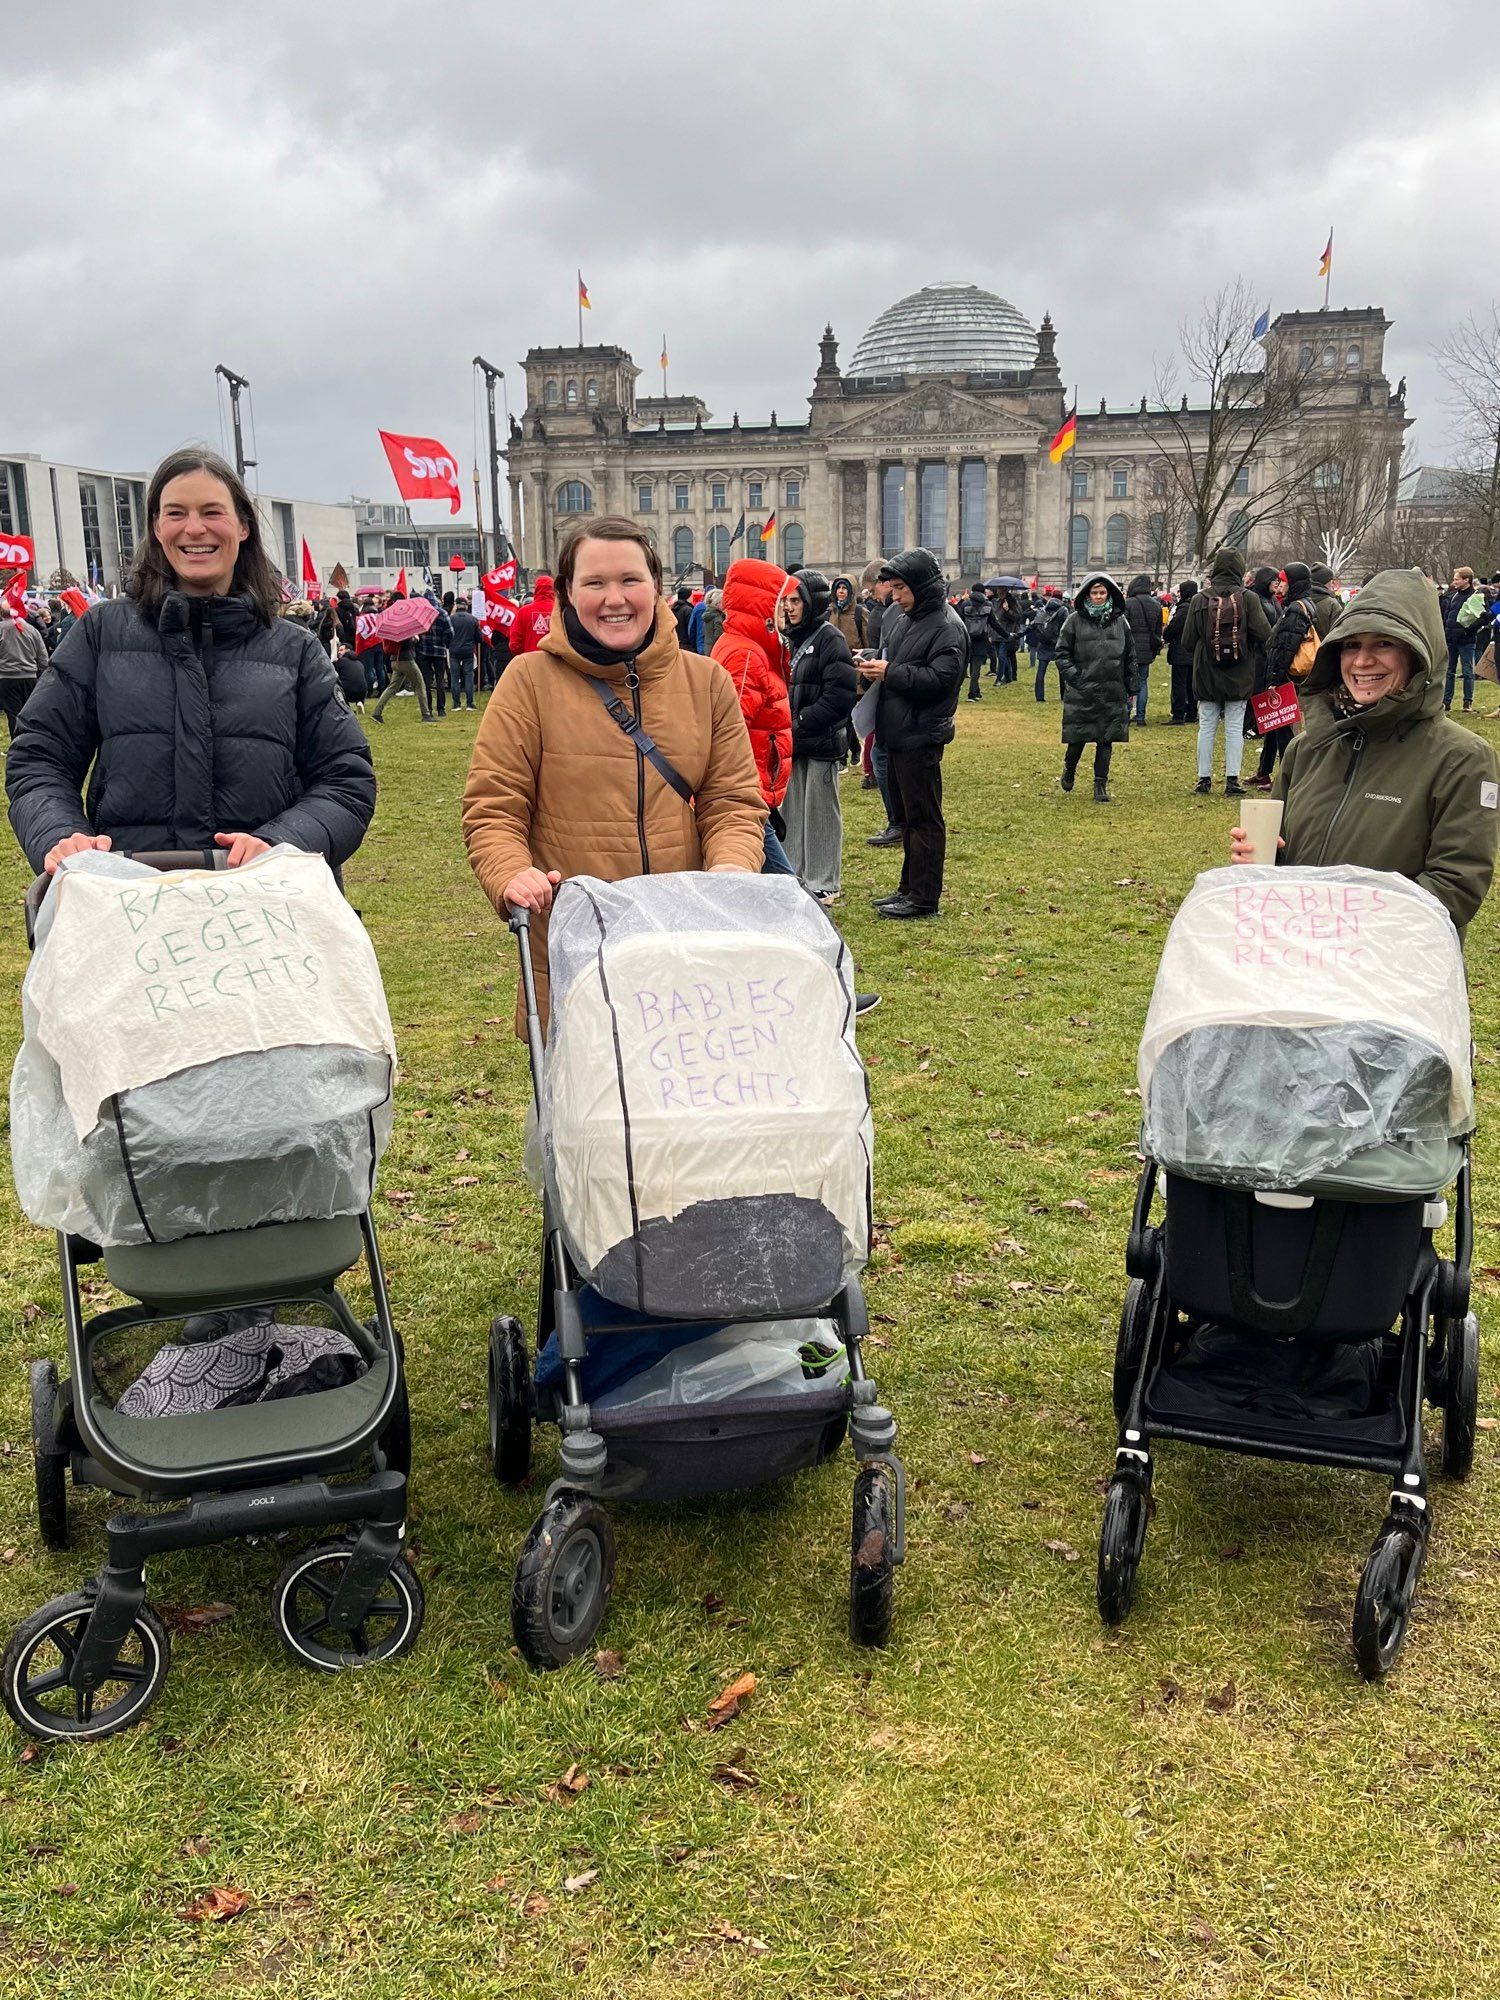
top-left (1182, 544), bottom-right (1270, 798)
top-left (1122, 573), bottom-right (1163, 725)
top-left (959, 582), bottom-right (993, 698)
top-left (370, 637), bottom-right (434, 723)
top-left (779, 570), bottom-right (857, 906)
top-left (1162, 578), bottom-right (1198, 723)
top-left (448, 595), bottom-right (481, 711)
top-left (1055, 574), bottom-right (1135, 804)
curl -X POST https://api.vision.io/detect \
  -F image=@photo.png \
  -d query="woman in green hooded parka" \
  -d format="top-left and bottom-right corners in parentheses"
top-left (1055, 573), bottom-right (1137, 804)
top-left (1230, 567), bottom-right (1499, 932)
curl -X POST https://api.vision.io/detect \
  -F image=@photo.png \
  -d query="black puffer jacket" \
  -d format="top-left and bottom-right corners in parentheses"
top-left (958, 586), bottom-right (992, 649)
top-left (1122, 574), bottom-right (1164, 669)
top-left (7, 593), bottom-right (376, 873)
top-left (1055, 574), bottom-right (1137, 745)
top-left (785, 572), bottom-right (857, 762)
top-left (1163, 579), bottom-right (1198, 668)
top-left (876, 553), bottom-right (966, 752)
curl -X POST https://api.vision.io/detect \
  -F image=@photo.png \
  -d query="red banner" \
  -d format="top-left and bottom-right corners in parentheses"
top-left (59, 588), bottom-right (89, 620)
top-left (378, 430), bottom-right (462, 516)
top-left (0, 531), bottom-right (35, 572)
top-left (2, 572), bottom-right (28, 622)
top-left (1251, 682), bottom-right (1302, 734)
top-left (477, 592), bottom-right (518, 641)
top-left (300, 536), bottom-right (321, 597)
top-left (482, 559), bottom-right (518, 596)
top-left (354, 611), bottom-right (385, 656)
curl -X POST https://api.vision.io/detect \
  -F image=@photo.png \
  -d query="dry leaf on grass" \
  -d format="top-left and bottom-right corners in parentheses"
top-left (564, 1868), bottom-right (600, 1895)
top-left (714, 1920), bottom-right (769, 1954)
top-left (1477, 1417), bottom-right (1498, 1432)
top-left (451, 1175), bottom-right (480, 1188)
top-left (179, 1835), bottom-right (214, 1859)
top-left (1042, 1540), bottom-right (1081, 1562)
top-left (163, 1603), bottom-right (236, 1635)
top-left (705, 1672), bottom-right (757, 1731)
top-left (521, 1892), bottom-right (552, 1917)
top-left (1061, 1198), bottom-right (1094, 1217)
top-left (1205, 1681), bottom-right (1238, 1714)
top-left (445, 1810), bottom-right (484, 1835)
top-left (51, 1883), bottom-right (78, 1898)
top-left (181, 1886), bottom-right (252, 1923)
top-left (541, 1763), bottom-right (590, 1803)
top-left (593, 1649), bottom-right (625, 1681)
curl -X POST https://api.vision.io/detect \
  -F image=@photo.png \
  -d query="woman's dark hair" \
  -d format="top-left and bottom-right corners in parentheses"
top-left (126, 447), bottom-right (283, 624)
top-left (554, 516), bottom-right (663, 607)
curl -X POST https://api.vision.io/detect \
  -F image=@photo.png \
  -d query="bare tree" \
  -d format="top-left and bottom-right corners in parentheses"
top-left (1146, 279), bottom-right (1318, 560)
top-left (1278, 414), bottom-right (1404, 574)
top-left (1434, 307), bottom-right (1500, 571)
top-left (1141, 458), bottom-right (1195, 583)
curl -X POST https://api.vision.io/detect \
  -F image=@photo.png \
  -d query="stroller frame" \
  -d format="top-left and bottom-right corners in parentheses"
top-left (1099, 1153), bottom-right (1478, 1680)
top-left (7, 853), bottom-right (419, 1742)
top-left (488, 905), bottom-right (905, 1668)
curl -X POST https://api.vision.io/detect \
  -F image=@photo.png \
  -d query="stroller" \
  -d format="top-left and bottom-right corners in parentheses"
top-left (1099, 865), bottom-right (1479, 1680)
top-left (4, 851), bottom-right (418, 1742)
top-left (487, 874), bottom-right (904, 1667)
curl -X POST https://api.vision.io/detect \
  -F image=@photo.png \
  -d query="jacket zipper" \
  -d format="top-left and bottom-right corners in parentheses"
top-left (1315, 732), bottom-right (1366, 865)
top-left (627, 661), bottom-right (649, 874)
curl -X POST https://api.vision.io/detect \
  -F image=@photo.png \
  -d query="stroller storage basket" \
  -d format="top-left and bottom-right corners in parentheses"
top-left (590, 1384), bottom-right (851, 1503)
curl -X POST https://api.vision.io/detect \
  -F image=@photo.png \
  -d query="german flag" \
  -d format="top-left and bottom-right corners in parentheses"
top-left (578, 271), bottom-right (592, 310)
top-left (1318, 229), bottom-right (1333, 279)
top-left (759, 513), bottom-right (777, 544)
top-left (1048, 407), bottom-right (1077, 465)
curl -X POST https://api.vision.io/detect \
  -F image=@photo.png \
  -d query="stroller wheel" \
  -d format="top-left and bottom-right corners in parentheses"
top-left (2, 1593), bottom-right (170, 1742)
top-left (1097, 1473), bottom-right (1149, 1626)
top-left (271, 1541), bottom-right (425, 1672)
top-left (511, 1492), bottom-right (615, 1669)
top-left (1113, 1281), bottom-right (1152, 1425)
top-left (849, 1463), bottom-right (896, 1648)
top-left (1440, 1312), bottom-right (1480, 1482)
top-left (487, 1316), bottom-right (533, 1486)
top-left (1352, 1518), bottom-right (1425, 1682)
top-left (30, 1360), bottom-right (69, 1551)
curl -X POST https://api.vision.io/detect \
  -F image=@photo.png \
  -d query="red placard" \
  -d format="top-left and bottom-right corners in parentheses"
top-left (482, 559), bottom-right (518, 595)
top-left (0, 531), bottom-right (35, 571)
top-left (2, 572), bottom-right (28, 622)
top-left (377, 430), bottom-right (463, 515)
top-left (1251, 682), bottom-right (1302, 734)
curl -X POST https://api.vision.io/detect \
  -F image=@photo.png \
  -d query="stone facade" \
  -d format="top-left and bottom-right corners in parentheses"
top-left (503, 305), bottom-right (1409, 586)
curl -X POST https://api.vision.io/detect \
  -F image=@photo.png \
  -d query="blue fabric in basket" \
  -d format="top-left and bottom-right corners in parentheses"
top-left (533, 1288), bottom-right (729, 1401)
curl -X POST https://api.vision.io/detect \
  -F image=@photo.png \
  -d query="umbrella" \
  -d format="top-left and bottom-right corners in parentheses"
top-left (984, 574), bottom-right (1026, 589)
top-left (372, 596), bottom-right (439, 643)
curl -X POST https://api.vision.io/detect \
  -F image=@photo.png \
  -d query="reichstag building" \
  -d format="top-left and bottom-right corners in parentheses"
top-left (503, 282), bottom-right (1407, 585)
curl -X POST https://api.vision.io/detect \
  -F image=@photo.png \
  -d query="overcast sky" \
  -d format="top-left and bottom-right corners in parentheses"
top-left (9, 0), bottom-right (1494, 526)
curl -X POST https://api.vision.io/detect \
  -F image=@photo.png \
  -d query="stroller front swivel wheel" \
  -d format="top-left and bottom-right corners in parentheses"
top-left (30, 1360), bottom-right (69, 1551)
top-left (512, 1492), bottom-right (615, 1668)
top-left (487, 1316), bottom-right (533, 1486)
top-left (849, 1463), bottom-right (896, 1647)
top-left (2, 1592), bottom-right (170, 1742)
top-left (1352, 1517), bottom-right (1426, 1681)
top-left (1097, 1473), bottom-right (1149, 1626)
top-left (270, 1541), bottom-right (425, 1672)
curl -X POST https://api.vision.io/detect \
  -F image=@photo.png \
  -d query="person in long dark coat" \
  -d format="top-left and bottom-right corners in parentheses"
top-left (1055, 573), bottom-right (1137, 804)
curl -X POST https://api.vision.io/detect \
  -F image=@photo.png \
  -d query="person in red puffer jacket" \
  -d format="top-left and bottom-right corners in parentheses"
top-left (712, 556), bottom-right (794, 873)
top-left (508, 573), bottom-right (556, 657)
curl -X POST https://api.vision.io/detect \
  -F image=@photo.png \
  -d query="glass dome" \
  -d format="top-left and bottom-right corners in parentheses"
top-left (850, 282), bottom-right (1038, 378)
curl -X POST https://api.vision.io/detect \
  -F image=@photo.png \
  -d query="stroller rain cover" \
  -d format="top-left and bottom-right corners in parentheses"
top-left (533, 873), bottom-right (873, 1318)
top-left (1138, 864), bottom-right (1473, 1191)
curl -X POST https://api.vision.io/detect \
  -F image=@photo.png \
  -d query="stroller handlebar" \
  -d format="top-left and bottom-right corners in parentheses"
top-left (23, 848), bottom-right (230, 949)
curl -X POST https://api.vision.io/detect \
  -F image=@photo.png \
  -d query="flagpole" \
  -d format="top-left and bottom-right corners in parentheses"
top-left (662, 336), bottom-right (668, 400)
top-left (577, 271), bottom-right (584, 348)
top-left (1063, 384), bottom-right (1078, 593)
top-left (1324, 228), bottom-right (1332, 311)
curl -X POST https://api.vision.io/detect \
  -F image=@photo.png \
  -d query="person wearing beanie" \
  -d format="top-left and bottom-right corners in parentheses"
top-left (671, 583), bottom-right (695, 648)
top-left (1122, 574), bottom-right (1164, 725)
top-left (777, 569), bottom-right (856, 904)
top-left (1162, 580), bottom-right (1199, 723)
top-left (1181, 545), bottom-right (1271, 796)
top-left (862, 550), bottom-right (965, 918)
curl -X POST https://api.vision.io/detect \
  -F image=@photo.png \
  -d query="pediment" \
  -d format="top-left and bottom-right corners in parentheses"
top-left (825, 383), bottom-right (1042, 447)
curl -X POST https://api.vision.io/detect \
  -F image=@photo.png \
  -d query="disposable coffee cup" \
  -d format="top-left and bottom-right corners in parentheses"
top-left (1239, 796), bottom-right (1283, 864)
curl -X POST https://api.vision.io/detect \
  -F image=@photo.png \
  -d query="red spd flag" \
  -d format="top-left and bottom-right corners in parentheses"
top-left (2, 571), bottom-right (28, 623)
top-left (378, 430), bottom-right (463, 515)
top-left (477, 592), bottom-right (518, 641)
top-left (0, 531), bottom-right (35, 571)
top-left (482, 560), bottom-right (518, 596)
top-left (1251, 682), bottom-right (1302, 734)
top-left (300, 536), bottom-right (321, 598)
top-left (59, 588), bottom-right (90, 620)
top-left (354, 611), bottom-right (385, 656)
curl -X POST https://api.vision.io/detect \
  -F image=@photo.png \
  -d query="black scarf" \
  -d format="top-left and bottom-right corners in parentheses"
top-left (561, 602), bottom-right (654, 670)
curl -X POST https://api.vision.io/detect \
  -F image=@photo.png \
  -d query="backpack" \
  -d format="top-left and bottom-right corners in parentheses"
top-left (1287, 602), bottom-right (1320, 681)
top-left (1457, 588), bottom-right (1487, 632)
top-left (1038, 600), bottom-right (1069, 649)
top-left (1204, 589), bottom-right (1246, 666)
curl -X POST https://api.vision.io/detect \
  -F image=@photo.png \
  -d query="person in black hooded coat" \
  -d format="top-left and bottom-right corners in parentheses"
top-left (1055, 573), bottom-right (1137, 803)
top-left (778, 569), bottom-right (856, 900)
top-left (1122, 574), bottom-right (1164, 725)
top-left (7, 448), bottom-right (375, 878)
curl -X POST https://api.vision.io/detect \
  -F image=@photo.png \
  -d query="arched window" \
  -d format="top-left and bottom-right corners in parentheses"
top-left (1069, 514), bottom-right (1091, 571)
top-left (1345, 344), bottom-right (1361, 369)
top-left (585, 377), bottom-right (600, 405)
top-left (709, 525), bottom-right (731, 575)
top-left (544, 380), bottom-right (559, 406)
top-left (1320, 347), bottom-right (1336, 371)
top-left (556, 479), bottom-right (593, 516)
top-left (782, 523), bottom-right (805, 570)
top-left (671, 527), bottom-right (694, 576)
top-left (565, 378), bottom-right (579, 406)
top-left (1105, 513), bottom-right (1129, 566)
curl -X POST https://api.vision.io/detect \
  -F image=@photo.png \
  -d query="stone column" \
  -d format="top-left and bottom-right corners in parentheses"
top-left (903, 458), bottom-right (919, 553)
top-left (825, 458), bottom-right (842, 571)
top-left (532, 474), bottom-right (550, 569)
top-left (866, 460), bottom-right (881, 560)
top-left (986, 458), bottom-right (1002, 565)
top-left (944, 455), bottom-right (961, 567)
top-left (507, 475), bottom-right (523, 562)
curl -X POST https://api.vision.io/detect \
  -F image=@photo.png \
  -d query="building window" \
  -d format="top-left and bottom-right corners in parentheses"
top-left (1345, 344), bottom-right (1361, 369)
top-left (1226, 510), bottom-right (1252, 551)
top-left (1069, 514), bottom-right (1091, 571)
top-left (544, 380), bottom-right (559, 406)
top-left (0, 460), bottom-right (32, 538)
top-left (711, 479), bottom-right (727, 510)
top-left (1299, 344), bottom-right (1314, 366)
top-left (78, 478), bottom-right (105, 584)
top-left (959, 459), bottom-right (985, 563)
top-left (1111, 467), bottom-right (1129, 499)
top-left (673, 482), bottom-right (690, 511)
top-left (671, 527), bottom-right (694, 575)
top-left (1321, 347), bottom-right (1336, 371)
top-left (919, 462), bottom-right (947, 552)
top-left (556, 480), bottom-right (593, 515)
top-left (1231, 463), bottom-right (1251, 496)
top-left (637, 483), bottom-right (654, 512)
top-left (437, 534), bottom-right (483, 566)
top-left (709, 525), bottom-right (731, 575)
top-left (112, 480), bottom-right (141, 562)
top-left (1145, 511), bottom-right (1169, 566)
top-left (1311, 461), bottom-right (1343, 491)
top-left (747, 523), bottom-right (763, 550)
top-left (782, 523), bottom-right (805, 570)
top-left (1071, 466), bottom-right (1091, 500)
top-left (881, 465), bottom-right (904, 555)
top-left (785, 476), bottom-right (802, 509)
top-left (748, 479), bottom-right (763, 510)
top-left (273, 500), bottom-right (296, 581)
top-left (585, 377), bottom-right (600, 405)
top-left (565, 379), bottom-right (579, 406)
top-left (1105, 513), bottom-right (1129, 566)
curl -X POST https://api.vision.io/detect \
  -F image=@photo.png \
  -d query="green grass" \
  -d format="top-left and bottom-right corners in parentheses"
top-left (2, 678), bottom-right (1500, 1999)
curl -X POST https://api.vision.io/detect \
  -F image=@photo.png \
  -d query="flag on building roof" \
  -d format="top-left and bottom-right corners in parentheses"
top-left (1048, 408), bottom-right (1077, 464)
top-left (759, 514), bottom-right (777, 544)
top-left (578, 271), bottom-right (591, 310)
top-left (1252, 306), bottom-right (1271, 340)
top-left (660, 337), bottom-right (669, 371)
top-left (1318, 229), bottom-right (1333, 278)
top-left (729, 512), bottom-right (746, 547)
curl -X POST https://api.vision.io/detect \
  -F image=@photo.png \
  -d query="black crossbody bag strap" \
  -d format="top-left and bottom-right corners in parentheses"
top-left (582, 675), bottom-right (695, 805)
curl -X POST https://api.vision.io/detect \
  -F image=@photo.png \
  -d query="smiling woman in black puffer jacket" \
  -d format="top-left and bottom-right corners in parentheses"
top-left (6, 448), bottom-right (375, 878)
